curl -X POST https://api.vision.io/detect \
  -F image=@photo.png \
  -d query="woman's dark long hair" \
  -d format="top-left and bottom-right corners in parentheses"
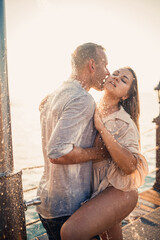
top-left (119, 67), bottom-right (140, 132)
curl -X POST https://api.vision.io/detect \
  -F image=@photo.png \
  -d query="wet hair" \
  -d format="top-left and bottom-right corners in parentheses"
top-left (119, 67), bottom-right (140, 132)
top-left (71, 42), bottom-right (105, 70)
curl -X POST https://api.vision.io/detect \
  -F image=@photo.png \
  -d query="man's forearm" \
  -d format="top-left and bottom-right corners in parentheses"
top-left (49, 146), bottom-right (105, 164)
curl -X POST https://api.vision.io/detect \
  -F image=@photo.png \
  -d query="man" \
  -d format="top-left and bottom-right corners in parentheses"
top-left (36, 42), bottom-right (110, 240)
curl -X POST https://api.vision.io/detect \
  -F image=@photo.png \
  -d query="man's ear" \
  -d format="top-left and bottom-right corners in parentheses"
top-left (88, 59), bottom-right (95, 73)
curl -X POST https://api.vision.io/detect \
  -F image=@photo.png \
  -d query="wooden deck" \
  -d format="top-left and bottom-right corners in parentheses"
top-left (122, 188), bottom-right (160, 240)
top-left (32, 188), bottom-right (160, 240)
top-left (123, 188), bottom-right (160, 225)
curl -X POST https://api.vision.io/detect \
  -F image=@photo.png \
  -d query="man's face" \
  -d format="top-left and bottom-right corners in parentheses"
top-left (92, 49), bottom-right (110, 91)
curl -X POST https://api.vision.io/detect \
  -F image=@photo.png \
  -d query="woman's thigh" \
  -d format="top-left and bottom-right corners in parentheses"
top-left (61, 187), bottom-right (138, 240)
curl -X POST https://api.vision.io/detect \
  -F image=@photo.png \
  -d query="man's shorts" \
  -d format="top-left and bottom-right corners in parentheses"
top-left (39, 214), bottom-right (100, 240)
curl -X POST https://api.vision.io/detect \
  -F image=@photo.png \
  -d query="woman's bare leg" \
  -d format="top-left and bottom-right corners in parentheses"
top-left (100, 231), bottom-right (108, 240)
top-left (106, 223), bottom-right (123, 240)
top-left (60, 187), bottom-right (138, 240)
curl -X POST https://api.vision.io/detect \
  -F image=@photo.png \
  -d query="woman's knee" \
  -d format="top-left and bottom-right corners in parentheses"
top-left (61, 220), bottom-right (84, 240)
top-left (121, 190), bottom-right (138, 217)
top-left (110, 188), bottom-right (138, 222)
top-left (60, 221), bottom-right (73, 240)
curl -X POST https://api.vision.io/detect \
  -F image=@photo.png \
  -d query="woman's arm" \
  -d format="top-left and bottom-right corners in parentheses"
top-left (94, 108), bottom-right (137, 175)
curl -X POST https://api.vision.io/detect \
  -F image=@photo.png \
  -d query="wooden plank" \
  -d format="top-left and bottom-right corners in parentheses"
top-left (32, 233), bottom-right (48, 240)
top-left (139, 189), bottom-right (160, 206)
top-left (139, 189), bottom-right (160, 200)
top-left (137, 202), bottom-right (154, 212)
top-left (143, 206), bottom-right (160, 225)
top-left (122, 207), bottom-right (160, 240)
top-left (138, 197), bottom-right (158, 209)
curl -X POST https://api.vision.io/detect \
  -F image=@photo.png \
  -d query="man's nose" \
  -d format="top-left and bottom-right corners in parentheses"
top-left (106, 69), bottom-right (110, 76)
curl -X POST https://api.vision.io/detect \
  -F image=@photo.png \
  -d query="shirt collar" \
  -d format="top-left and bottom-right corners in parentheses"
top-left (102, 106), bottom-right (131, 124)
top-left (66, 78), bottom-right (89, 93)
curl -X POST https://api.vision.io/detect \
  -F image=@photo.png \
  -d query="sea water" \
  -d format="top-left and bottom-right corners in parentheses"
top-left (10, 91), bottom-right (158, 239)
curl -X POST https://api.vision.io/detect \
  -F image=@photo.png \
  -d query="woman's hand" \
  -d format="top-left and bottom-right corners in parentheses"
top-left (94, 107), bottom-right (104, 132)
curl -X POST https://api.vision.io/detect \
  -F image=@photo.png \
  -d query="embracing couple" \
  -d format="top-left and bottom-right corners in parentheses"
top-left (36, 43), bottom-right (148, 240)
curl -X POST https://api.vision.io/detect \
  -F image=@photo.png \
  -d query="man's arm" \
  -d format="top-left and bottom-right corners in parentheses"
top-left (47, 95), bottom-right (96, 160)
top-left (49, 145), bottom-right (108, 164)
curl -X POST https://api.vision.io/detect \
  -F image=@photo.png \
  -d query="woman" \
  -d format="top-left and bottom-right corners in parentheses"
top-left (60, 67), bottom-right (148, 240)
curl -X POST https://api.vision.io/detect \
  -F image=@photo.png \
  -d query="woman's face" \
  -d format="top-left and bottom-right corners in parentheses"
top-left (104, 68), bottom-right (134, 100)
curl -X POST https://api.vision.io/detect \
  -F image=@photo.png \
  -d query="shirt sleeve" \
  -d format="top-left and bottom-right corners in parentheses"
top-left (107, 153), bottom-right (148, 191)
top-left (106, 119), bottom-right (148, 191)
top-left (47, 95), bottom-right (95, 159)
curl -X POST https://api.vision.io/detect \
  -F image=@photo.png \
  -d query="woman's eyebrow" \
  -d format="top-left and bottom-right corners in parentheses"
top-left (123, 75), bottom-right (129, 80)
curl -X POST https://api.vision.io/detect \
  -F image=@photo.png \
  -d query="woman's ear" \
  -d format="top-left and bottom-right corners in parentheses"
top-left (122, 95), bottom-right (129, 101)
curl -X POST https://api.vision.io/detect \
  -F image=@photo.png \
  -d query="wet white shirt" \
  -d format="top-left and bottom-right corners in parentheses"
top-left (36, 80), bottom-right (97, 219)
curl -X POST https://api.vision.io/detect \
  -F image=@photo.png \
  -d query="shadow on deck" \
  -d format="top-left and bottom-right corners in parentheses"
top-left (33, 188), bottom-right (160, 240)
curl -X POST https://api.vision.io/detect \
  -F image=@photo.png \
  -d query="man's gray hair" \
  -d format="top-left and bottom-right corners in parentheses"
top-left (71, 42), bottom-right (105, 70)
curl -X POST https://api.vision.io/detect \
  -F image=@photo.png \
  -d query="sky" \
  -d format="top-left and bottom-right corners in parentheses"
top-left (4, 0), bottom-right (160, 104)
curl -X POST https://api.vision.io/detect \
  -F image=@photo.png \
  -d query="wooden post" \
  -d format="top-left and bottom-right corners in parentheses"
top-left (0, 0), bottom-right (13, 174)
top-left (153, 80), bottom-right (160, 192)
top-left (0, 1), bottom-right (27, 239)
top-left (153, 115), bottom-right (160, 191)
